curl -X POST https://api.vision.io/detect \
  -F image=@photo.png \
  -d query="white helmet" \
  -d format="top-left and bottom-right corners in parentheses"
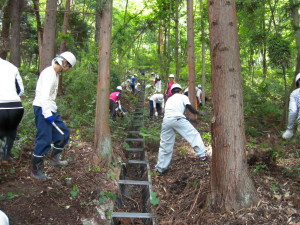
top-left (171, 83), bottom-right (182, 91)
top-left (169, 74), bottom-right (175, 78)
top-left (60, 51), bottom-right (76, 67)
top-left (134, 73), bottom-right (138, 77)
top-left (295, 73), bottom-right (300, 83)
top-left (116, 86), bottom-right (122, 91)
top-left (136, 83), bottom-right (141, 86)
top-left (151, 72), bottom-right (155, 75)
top-left (198, 84), bottom-right (202, 88)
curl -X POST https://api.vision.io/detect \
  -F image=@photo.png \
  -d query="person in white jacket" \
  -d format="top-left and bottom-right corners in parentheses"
top-left (31, 51), bottom-right (76, 181)
top-left (152, 72), bottom-right (162, 93)
top-left (149, 93), bottom-right (165, 118)
top-left (0, 58), bottom-right (24, 163)
top-left (184, 84), bottom-right (202, 106)
top-left (282, 73), bottom-right (300, 139)
top-left (155, 84), bottom-right (209, 175)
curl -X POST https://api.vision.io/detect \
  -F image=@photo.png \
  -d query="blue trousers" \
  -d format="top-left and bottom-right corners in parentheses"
top-left (149, 100), bottom-right (162, 116)
top-left (33, 106), bottom-right (70, 157)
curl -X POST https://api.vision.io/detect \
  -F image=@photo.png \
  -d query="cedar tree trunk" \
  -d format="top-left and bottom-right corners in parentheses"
top-left (207, 0), bottom-right (258, 211)
top-left (40, 0), bottom-right (57, 71)
top-left (94, 0), bottom-right (113, 166)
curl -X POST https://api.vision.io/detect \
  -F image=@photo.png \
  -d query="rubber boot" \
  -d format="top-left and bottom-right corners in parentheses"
top-left (0, 138), bottom-right (4, 159)
top-left (49, 147), bottom-right (68, 166)
top-left (2, 136), bottom-right (14, 163)
top-left (31, 156), bottom-right (48, 181)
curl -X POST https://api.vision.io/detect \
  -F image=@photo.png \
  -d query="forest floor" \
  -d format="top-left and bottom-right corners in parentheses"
top-left (0, 94), bottom-right (299, 225)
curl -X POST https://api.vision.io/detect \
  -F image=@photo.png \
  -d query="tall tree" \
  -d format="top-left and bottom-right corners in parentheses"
top-left (174, 0), bottom-right (180, 80)
top-left (94, 0), bottom-right (113, 166)
top-left (10, 0), bottom-right (23, 67)
top-left (32, 0), bottom-right (43, 61)
top-left (0, 0), bottom-right (12, 60)
top-left (187, 0), bottom-right (196, 117)
top-left (207, 0), bottom-right (258, 211)
top-left (200, 0), bottom-right (206, 106)
top-left (40, 0), bottom-right (58, 71)
top-left (58, 0), bottom-right (71, 95)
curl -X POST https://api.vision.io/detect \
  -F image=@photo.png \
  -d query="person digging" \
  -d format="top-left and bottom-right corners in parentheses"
top-left (155, 83), bottom-right (209, 175)
top-left (31, 51), bottom-right (76, 181)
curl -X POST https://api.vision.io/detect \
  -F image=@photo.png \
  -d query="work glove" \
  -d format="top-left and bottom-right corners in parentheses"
top-left (45, 116), bottom-right (55, 124)
top-left (282, 129), bottom-right (294, 139)
top-left (154, 112), bottom-right (158, 117)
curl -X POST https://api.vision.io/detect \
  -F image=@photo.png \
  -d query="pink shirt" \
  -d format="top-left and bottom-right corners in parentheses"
top-left (109, 91), bottom-right (120, 102)
top-left (167, 82), bottom-right (175, 97)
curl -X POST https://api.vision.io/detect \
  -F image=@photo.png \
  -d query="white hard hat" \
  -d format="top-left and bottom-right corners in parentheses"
top-left (198, 84), bottom-right (202, 88)
top-left (171, 83), bottom-right (182, 91)
top-left (0, 210), bottom-right (9, 225)
top-left (151, 72), bottom-right (155, 74)
top-left (169, 74), bottom-right (175, 78)
top-left (295, 73), bottom-right (300, 83)
top-left (117, 86), bottom-right (122, 91)
top-left (134, 73), bottom-right (138, 77)
top-left (136, 83), bottom-right (140, 86)
top-left (60, 51), bottom-right (76, 67)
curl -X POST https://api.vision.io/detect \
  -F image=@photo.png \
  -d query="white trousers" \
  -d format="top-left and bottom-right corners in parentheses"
top-left (155, 117), bottom-right (206, 173)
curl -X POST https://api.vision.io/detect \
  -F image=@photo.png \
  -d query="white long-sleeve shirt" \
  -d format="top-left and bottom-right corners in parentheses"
top-left (287, 88), bottom-right (300, 130)
top-left (0, 58), bottom-right (24, 104)
top-left (184, 87), bottom-right (202, 103)
top-left (150, 94), bottom-right (165, 109)
top-left (33, 66), bottom-right (59, 118)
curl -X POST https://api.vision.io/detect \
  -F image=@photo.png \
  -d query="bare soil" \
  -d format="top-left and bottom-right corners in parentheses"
top-left (0, 97), bottom-right (299, 225)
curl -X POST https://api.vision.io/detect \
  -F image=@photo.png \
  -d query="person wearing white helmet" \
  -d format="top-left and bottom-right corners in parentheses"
top-left (282, 73), bottom-right (300, 139)
top-left (31, 51), bottom-right (76, 181)
top-left (155, 83), bottom-right (209, 175)
top-left (135, 82), bottom-right (141, 92)
top-left (152, 72), bottom-right (162, 92)
top-left (109, 86), bottom-right (123, 119)
top-left (184, 84), bottom-right (203, 106)
top-left (149, 93), bottom-right (165, 118)
top-left (165, 74), bottom-right (176, 100)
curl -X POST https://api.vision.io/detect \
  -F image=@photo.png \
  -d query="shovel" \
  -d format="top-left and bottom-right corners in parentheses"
top-left (52, 122), bottom-right (65, 146)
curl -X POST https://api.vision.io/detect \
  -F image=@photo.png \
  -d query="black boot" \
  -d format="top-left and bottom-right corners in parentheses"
top-left (49, 147), bottom-right (68, 166)
top-left (31, 156), bottom-right (48, 181)
top-left (1, 137), bottom-right (10, 163)
top-left (2, 136), bottom-right (14, 163)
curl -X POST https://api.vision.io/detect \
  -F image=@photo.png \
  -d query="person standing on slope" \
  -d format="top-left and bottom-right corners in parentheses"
top-left (31, 51), bottom-right (76, 181)
top-left (0, 58), bottom-right (24, 163)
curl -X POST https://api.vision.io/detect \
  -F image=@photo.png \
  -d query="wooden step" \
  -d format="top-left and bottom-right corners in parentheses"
top-left (112, 212), bottom-right (152, 219)
top-left (126, 147), bottom-right (144, 152)
top-left (128, 159), bottom-right (148, 164)
top-left (125, 138), bottom-right (144, 142)
top-left (118, 180), bottom-right (149, 185)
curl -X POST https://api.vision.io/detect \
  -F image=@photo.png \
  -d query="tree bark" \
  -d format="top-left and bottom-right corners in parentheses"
top-left (187, 0), bottom-right (196, 118)
top-left (0, 0), bottom-right (12, 60)
top-left (174, 0), bottom-right (180, 81)
top-left (207, 0), bottom-right (258, 211)
top-left (40, 0), bottom-right (58, 71)
top-left (200, 0), bottom-right (206, 106)
top-left (95, 0), bottom-right (101, 42)
top-left (58, 0), bottom-right (71, 96)
top-left (32, 0), bottom-right (43, 64)
top-left (9, 0), bottom-right (23, 67)
top-left (94, 0), bottom-right (113, 167)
